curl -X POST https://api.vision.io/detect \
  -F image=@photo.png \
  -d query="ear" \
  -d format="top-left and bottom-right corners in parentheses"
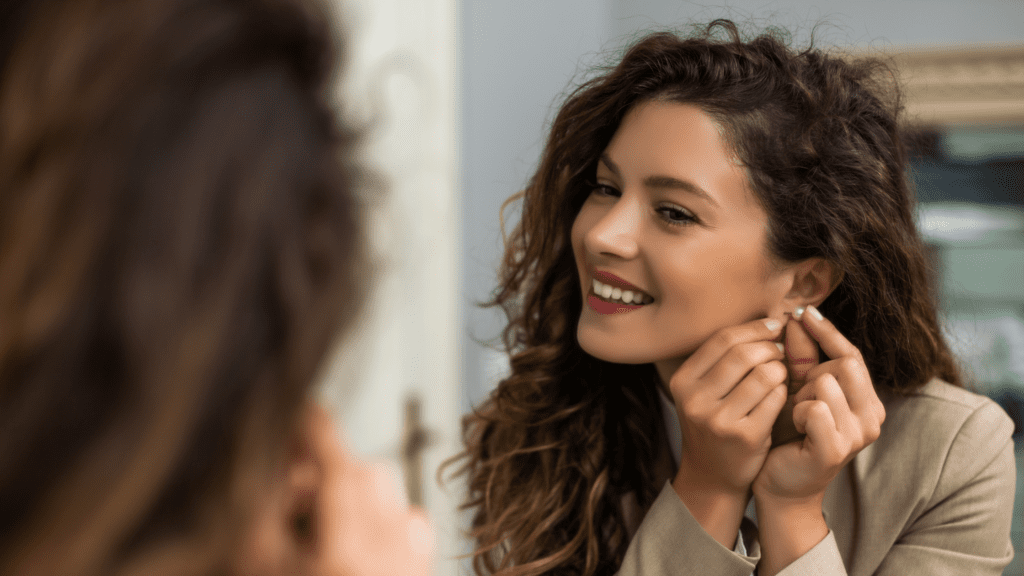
top-left (234, 403), bottom-right (433, 576)
top-left (233, 406), bottom-right (322, 575)
top-left (776, 257), bottom-right (840, 312)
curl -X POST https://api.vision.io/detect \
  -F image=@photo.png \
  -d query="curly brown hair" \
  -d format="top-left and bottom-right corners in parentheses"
top-left (448, 20), bottom-right (961, 576)
top-left (0, 0), bottom-right (361, 574)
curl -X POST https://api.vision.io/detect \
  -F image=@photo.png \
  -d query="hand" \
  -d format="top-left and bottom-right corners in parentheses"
top-left (311, 407), bottom-right (434, 576)
top-left (754, 305), bottom-right (886, 503)
top-left (770, 312), bottom-right (820, 447)
top-left (667, 318), bottom-right (789, 547)
top-left (235, 404), bottom-right (434, 576)
top-left (670, 317), bottom-right (789, 495)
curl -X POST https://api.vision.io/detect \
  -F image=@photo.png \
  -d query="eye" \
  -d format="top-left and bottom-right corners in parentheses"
top-left (656, 203), bottom-right (698, 227)
top-left (589, 182), bottom-right (621, 198)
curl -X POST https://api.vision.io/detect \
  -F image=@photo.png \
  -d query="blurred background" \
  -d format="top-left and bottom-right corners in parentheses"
top-left (325, 0), bottom-right (1024, 574)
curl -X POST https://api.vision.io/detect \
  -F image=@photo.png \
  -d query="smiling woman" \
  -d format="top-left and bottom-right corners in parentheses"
top-left (573, 101), bottom-right (801, 371)
top-left (447, 19), bottom-right (1016, 576)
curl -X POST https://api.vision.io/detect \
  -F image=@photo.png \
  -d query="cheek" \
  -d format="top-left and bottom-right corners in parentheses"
top-left (659, 243), bottom-right (774, 308)
top-left (570, 217), bottom-right (583, 254)
top-left (716, 256), bottom-right (788, 317)
top-left (570, 214), bottom-right (590, 287)
top-left (570, 207), bottom-right (594, 259)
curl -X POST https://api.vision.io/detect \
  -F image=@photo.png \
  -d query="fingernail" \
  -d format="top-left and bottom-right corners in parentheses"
top-left (807, 305), bottom-right (823, 321)
top-left (793, 306), bottom-right (805, 320)
top-left (764, 318), bottom-right (782, 331)
top-left (775, 342), bottom-right (785, 354)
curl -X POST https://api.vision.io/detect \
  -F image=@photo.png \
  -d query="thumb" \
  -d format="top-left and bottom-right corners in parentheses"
top-left (784, 315), bottom-right (820, 395)
top-left (771, 316), bottom-right (821, 447)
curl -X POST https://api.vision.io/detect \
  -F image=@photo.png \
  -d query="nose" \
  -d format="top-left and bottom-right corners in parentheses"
top-left (583, 195), bottom-right (641, 260)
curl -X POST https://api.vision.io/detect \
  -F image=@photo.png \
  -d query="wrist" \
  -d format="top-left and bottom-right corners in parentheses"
top-left (753, 494), bottom-right (828, 576)
top-left (671, 470), bottom-right (748, 550)
top-left (752, 488), bottom-right (824, 512)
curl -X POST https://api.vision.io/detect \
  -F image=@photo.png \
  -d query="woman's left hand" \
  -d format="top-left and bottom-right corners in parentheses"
top-left (752, 305), bottom-right (886, 575)
top-left (753, 305), bottom-right (886, 502)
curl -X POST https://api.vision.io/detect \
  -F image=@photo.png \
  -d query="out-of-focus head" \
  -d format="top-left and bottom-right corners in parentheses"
top-left (0, 0), bottom-right (363, 574)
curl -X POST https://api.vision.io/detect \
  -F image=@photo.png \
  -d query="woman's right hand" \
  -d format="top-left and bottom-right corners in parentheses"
top-left (306, 407), bottom-right (434, 576)
top-left (235, 404), bottom-right (434, 576)
top-left (668, 317), bottom-right (789, 546)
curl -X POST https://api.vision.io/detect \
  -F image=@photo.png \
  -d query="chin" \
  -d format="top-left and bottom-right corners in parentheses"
top-left (577, 327), bottom-right (654, 365)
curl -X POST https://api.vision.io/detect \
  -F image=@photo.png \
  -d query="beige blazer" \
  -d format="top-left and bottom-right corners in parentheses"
top-left (616, 379), bottom-right (1017, 576)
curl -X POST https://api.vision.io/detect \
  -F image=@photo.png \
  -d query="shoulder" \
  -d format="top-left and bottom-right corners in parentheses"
top-left (879, 378), bottom-right (1013, 444)
top-left (830, 379), bottom-right (1017, 573)
top-left (854, 378), bottom-right (1015, 503)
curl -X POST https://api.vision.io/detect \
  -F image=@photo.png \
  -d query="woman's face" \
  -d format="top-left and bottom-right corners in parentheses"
top-left (571, 101), bottom-right (796, 379)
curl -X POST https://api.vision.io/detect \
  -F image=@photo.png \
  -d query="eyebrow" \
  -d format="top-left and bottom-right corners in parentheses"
top-left (599, 154), bottom-right (721, 208)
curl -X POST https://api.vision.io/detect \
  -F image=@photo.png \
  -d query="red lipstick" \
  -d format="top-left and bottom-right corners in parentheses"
top-left (593, 270), bottom-right (645, 293)
top-left (586, 270), bottom-right (651, 315)
top-left (587, 294), bottom-right (644, 315)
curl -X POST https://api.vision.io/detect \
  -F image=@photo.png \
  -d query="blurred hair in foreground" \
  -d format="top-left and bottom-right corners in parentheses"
top-left (0, 0), bottom-right (368, 574)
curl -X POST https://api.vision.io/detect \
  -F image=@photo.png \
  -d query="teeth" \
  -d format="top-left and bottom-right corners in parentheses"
top-left (592, 279), bottom-right (651, 305)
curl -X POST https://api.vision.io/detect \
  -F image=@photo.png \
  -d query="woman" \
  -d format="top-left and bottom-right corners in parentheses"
top-left (451, 20), bottom-right (1015, 576)
top-left (0, 0), bottom-right (430, 574)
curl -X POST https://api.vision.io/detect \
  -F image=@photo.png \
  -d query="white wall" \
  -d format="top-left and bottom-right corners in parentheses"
top-left (318, 0), bottom-right (463, 575)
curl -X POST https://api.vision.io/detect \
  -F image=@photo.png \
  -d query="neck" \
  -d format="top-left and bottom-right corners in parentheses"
top-left (654, 358), bottom-right (686, 398)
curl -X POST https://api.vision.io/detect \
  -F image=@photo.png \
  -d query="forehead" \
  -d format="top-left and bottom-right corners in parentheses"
top-left (602, 100), bottom-right (761, 213)
top-left (612, 101), bottom-right (736, 157)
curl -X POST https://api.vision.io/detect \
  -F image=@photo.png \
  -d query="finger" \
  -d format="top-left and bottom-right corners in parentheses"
top-left (795, 305), bottom-right (860, 362)
top-left (791, 398), bottom-right (812, 435)
top-left (680, 317), bottom-right (785, 382)
top-left (404, 511), bottom-right (435, 576)
top-left (804, 356), bottom-right (878, 418)
top-left (784, 316), bottom-right (819, 395)
top-left (366, 462), bottom-right (410, 515)
top-left (700, 341), bottom-right (786, 400)
top-left (796, 400), bottom-right (842, 463)
top-left (745, 383), bottom-right (789, 438)
top-left (721, 360), bottom-right (787, 418)
top-left (795, 373), bottom-right (852, 435)
top-left (299, 404), bottom-right (433, 576)
top-left (325, 460), bottom-right (419, 575)
top-left (770, 395), bottom-right (804, 447)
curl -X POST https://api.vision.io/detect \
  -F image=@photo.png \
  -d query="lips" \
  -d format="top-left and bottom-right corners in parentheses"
top-left (593, 271), bottom-right (644, 292)
top-left (592, 271), bottom-right (653, 304)
top-left (586, 270), bottom-right (654, 314)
